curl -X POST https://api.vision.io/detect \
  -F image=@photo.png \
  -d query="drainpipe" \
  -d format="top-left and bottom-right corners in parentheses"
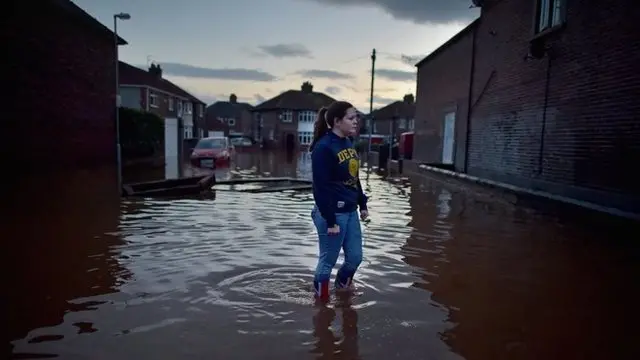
top-left (145, 87), bottom-right (150, 111)
top-left (537, 52), bottom-right (552, 175)
top-left (463, 24), bottom-right (477, 174)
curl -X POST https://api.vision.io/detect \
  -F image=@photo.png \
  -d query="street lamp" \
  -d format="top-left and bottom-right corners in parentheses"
top-left (113, 12), bottom-right (130, 194)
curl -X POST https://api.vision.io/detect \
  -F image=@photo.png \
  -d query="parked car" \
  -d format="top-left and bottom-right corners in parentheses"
top-left (230, 136), bottom-right (255, 147)
top-left (190, 137), bottom-right (234, 168)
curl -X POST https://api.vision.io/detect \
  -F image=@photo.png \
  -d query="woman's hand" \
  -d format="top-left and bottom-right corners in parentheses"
top-left (360, 210), bottom-right (369, 221)
top-left (328, 224), bottom-right (340, 235)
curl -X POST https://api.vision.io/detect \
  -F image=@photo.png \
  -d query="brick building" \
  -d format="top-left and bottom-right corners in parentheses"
top-left (205, 94), bottom-right (253, 137)
top-left (252, 82), bottom-right (336, 150)
top-left (366, 94), bottom-right (416, 140)
top-left (4, 0), bottom-right (126, 172)
top-left (119, 62), bottom-right (207, 140)
top-left (413, 0), bottom-right (640, 213)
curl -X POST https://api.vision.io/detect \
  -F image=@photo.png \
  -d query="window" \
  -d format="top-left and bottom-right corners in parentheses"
top-left (185, 102), bottom-right (192, 114)
top-left (149, 93), bottom-right (159, 108)
top-left (177, 101), bottom-right (183, 115)
top-left (408, 118), bottom-right (415, 130)
top-left (281, 110), bottom-right (292, 122)
top-left (227, 118), bottom-right (236, 126)
top-left (198, 104), bottom-right (204, 117)
top-left (398, 118), bottom-right (406, 129)
top-left (298, 131), bottom-right (313, 145)
top-left (168, 97), bottom-right (174, 111)
top-left (536, 0), bottom-right (566, 33)
top-left (184, 125), bottom-right (193, 139)
top-left (298, 111), bottom-right (316, 123)
top-left (373, 120), bottom-right (377, 133)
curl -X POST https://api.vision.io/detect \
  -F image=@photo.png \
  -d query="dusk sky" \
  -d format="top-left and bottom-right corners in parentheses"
top-left (75, 0), bottom-right (479, 111)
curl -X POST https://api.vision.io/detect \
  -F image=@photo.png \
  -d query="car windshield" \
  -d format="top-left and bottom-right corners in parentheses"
top-left (196, 138), bottom-right (225, 149)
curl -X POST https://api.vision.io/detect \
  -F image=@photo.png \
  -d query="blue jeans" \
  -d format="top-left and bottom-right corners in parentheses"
top-left (311, 206), bottom-right (363, 294)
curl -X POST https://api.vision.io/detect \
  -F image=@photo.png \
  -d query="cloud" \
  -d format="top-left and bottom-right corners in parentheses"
top-left (254, 94), bottom-right (266, 103)
top-left (376, 86), bottom-right (398, 93)
top-left (376, 68), bottom-right (416, 82)
top-left (325, 86), bottom-right (341, 95)
top-left (159, 62), bottom-right (276, 81)
top-left (356, 96), bottom-right (397, 112)
top-left (370, 95), bottom-right (398, 106)
top-left (200, 95), bottom-right (218, 105)
top-left (256, 43), bottom-right (313, 58)
top-left (304, 0), bottom-right (479, 24)
top-left (385, 53), bottom-right (426, 66)
top-left (296, 69), bottom-right (355, 80)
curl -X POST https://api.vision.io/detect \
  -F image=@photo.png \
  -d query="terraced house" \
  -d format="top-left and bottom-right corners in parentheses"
top-left (251, 82), bottom-right (336, 150)
top-left (205, 94), bottom-right (253, 138)
top-left (367, 94), bottom-right (416, 141)
top-left (413, 0), bottom-right (640, 214)
top-left (118, 62), bottom-right (207, 140)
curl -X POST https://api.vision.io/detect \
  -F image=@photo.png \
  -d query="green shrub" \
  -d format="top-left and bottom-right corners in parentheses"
top-left (119, 108), bottom-right (164, 158)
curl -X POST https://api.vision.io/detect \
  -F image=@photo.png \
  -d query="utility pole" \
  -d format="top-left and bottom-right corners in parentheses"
top-left (367, 48), bottom-right (376, 168)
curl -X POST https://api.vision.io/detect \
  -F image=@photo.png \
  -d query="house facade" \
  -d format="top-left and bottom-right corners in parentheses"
top-left (119, 62), bottom-right (206, 140)
top-left (413, 0), bottom-right (640, 213)
top-left (205, 94), bottom-right (253, 137)
top-left (366, 94), bottom-right (416, 141)
top-left (5, 0), bottom-right (126, 171)
top-left (252, 82), bottom-right (336, 149)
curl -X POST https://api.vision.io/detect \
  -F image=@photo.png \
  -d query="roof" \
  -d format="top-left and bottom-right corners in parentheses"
top-left (52, 0), bottom-right (127, 45)
top-left (253, 89), bottom-right (336, 111)
top-left (118, 61), bottom-right (206, 104)
top-left (206, 100), bottom-right (253, 119)
top-left (367, 100), bottom-right (415, 120)
top-left (415, 18), bottom-right (479, 68)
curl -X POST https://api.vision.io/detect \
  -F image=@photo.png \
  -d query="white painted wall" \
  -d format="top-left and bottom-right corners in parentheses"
top-left (164, 117), bottom-right (179, 179)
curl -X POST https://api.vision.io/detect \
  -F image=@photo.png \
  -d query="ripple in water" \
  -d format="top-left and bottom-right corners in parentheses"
top-left (11, 162), bottom-right (638, 360)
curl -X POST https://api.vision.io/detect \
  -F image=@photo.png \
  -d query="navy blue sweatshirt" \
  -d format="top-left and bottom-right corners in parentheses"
top-left (311, 132), bottom-right (368, 227)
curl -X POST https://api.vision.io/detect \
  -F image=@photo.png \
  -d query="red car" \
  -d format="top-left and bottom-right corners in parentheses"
top-left (190, 137), bottom-right (233, 168)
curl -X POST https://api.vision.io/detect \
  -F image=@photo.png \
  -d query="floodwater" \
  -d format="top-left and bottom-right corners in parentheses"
top-left (5, 151), bottom-right (640, 359)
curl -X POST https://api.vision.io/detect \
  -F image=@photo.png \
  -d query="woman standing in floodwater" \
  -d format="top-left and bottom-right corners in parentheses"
top-left (309, 101), bottom-right (369, 302)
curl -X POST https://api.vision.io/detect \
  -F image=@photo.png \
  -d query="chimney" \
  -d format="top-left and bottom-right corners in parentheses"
top-left (148, 63), bottom-right (162, 78)
top-left (229, 94), bottom-right (237, 103)
top-left (403, 93), bottom-right (414, 104)
top-left (301, 81), bottom-right (313, 93)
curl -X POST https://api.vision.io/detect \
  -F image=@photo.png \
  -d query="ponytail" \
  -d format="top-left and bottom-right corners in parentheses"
top-left (309, 107), bottom-right (329, 151)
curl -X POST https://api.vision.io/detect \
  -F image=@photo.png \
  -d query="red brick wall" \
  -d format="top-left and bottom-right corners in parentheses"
top-left (4, 3), bottom-right (118, 172)
top-left (415, 0), bottom-right (640, 212)
top-left (257, 110), bottom-right (299, 148)
top-left (470, 0), bottom-right (640, 210)
top-left (147, 89), bottom-right (173, 119)
top-left (227, 109), bottom-right (252, 135)
top-left (414, 26), bottom-right (474, 169)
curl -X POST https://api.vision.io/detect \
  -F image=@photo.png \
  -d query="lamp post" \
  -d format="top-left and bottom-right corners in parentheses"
top-left (114, 12), bottom-right (130, 194)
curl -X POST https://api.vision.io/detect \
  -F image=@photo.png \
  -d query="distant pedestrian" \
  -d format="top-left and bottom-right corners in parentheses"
top-left (309, 101), bottom-right (369, 302)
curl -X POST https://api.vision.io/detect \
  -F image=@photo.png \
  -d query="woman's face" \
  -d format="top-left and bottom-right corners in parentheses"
top-left (334, 107), bottom-right (359, 136)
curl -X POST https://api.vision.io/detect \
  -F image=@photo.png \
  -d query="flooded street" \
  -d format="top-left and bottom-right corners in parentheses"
top-left (6, 151), bottom-right (640, 360)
